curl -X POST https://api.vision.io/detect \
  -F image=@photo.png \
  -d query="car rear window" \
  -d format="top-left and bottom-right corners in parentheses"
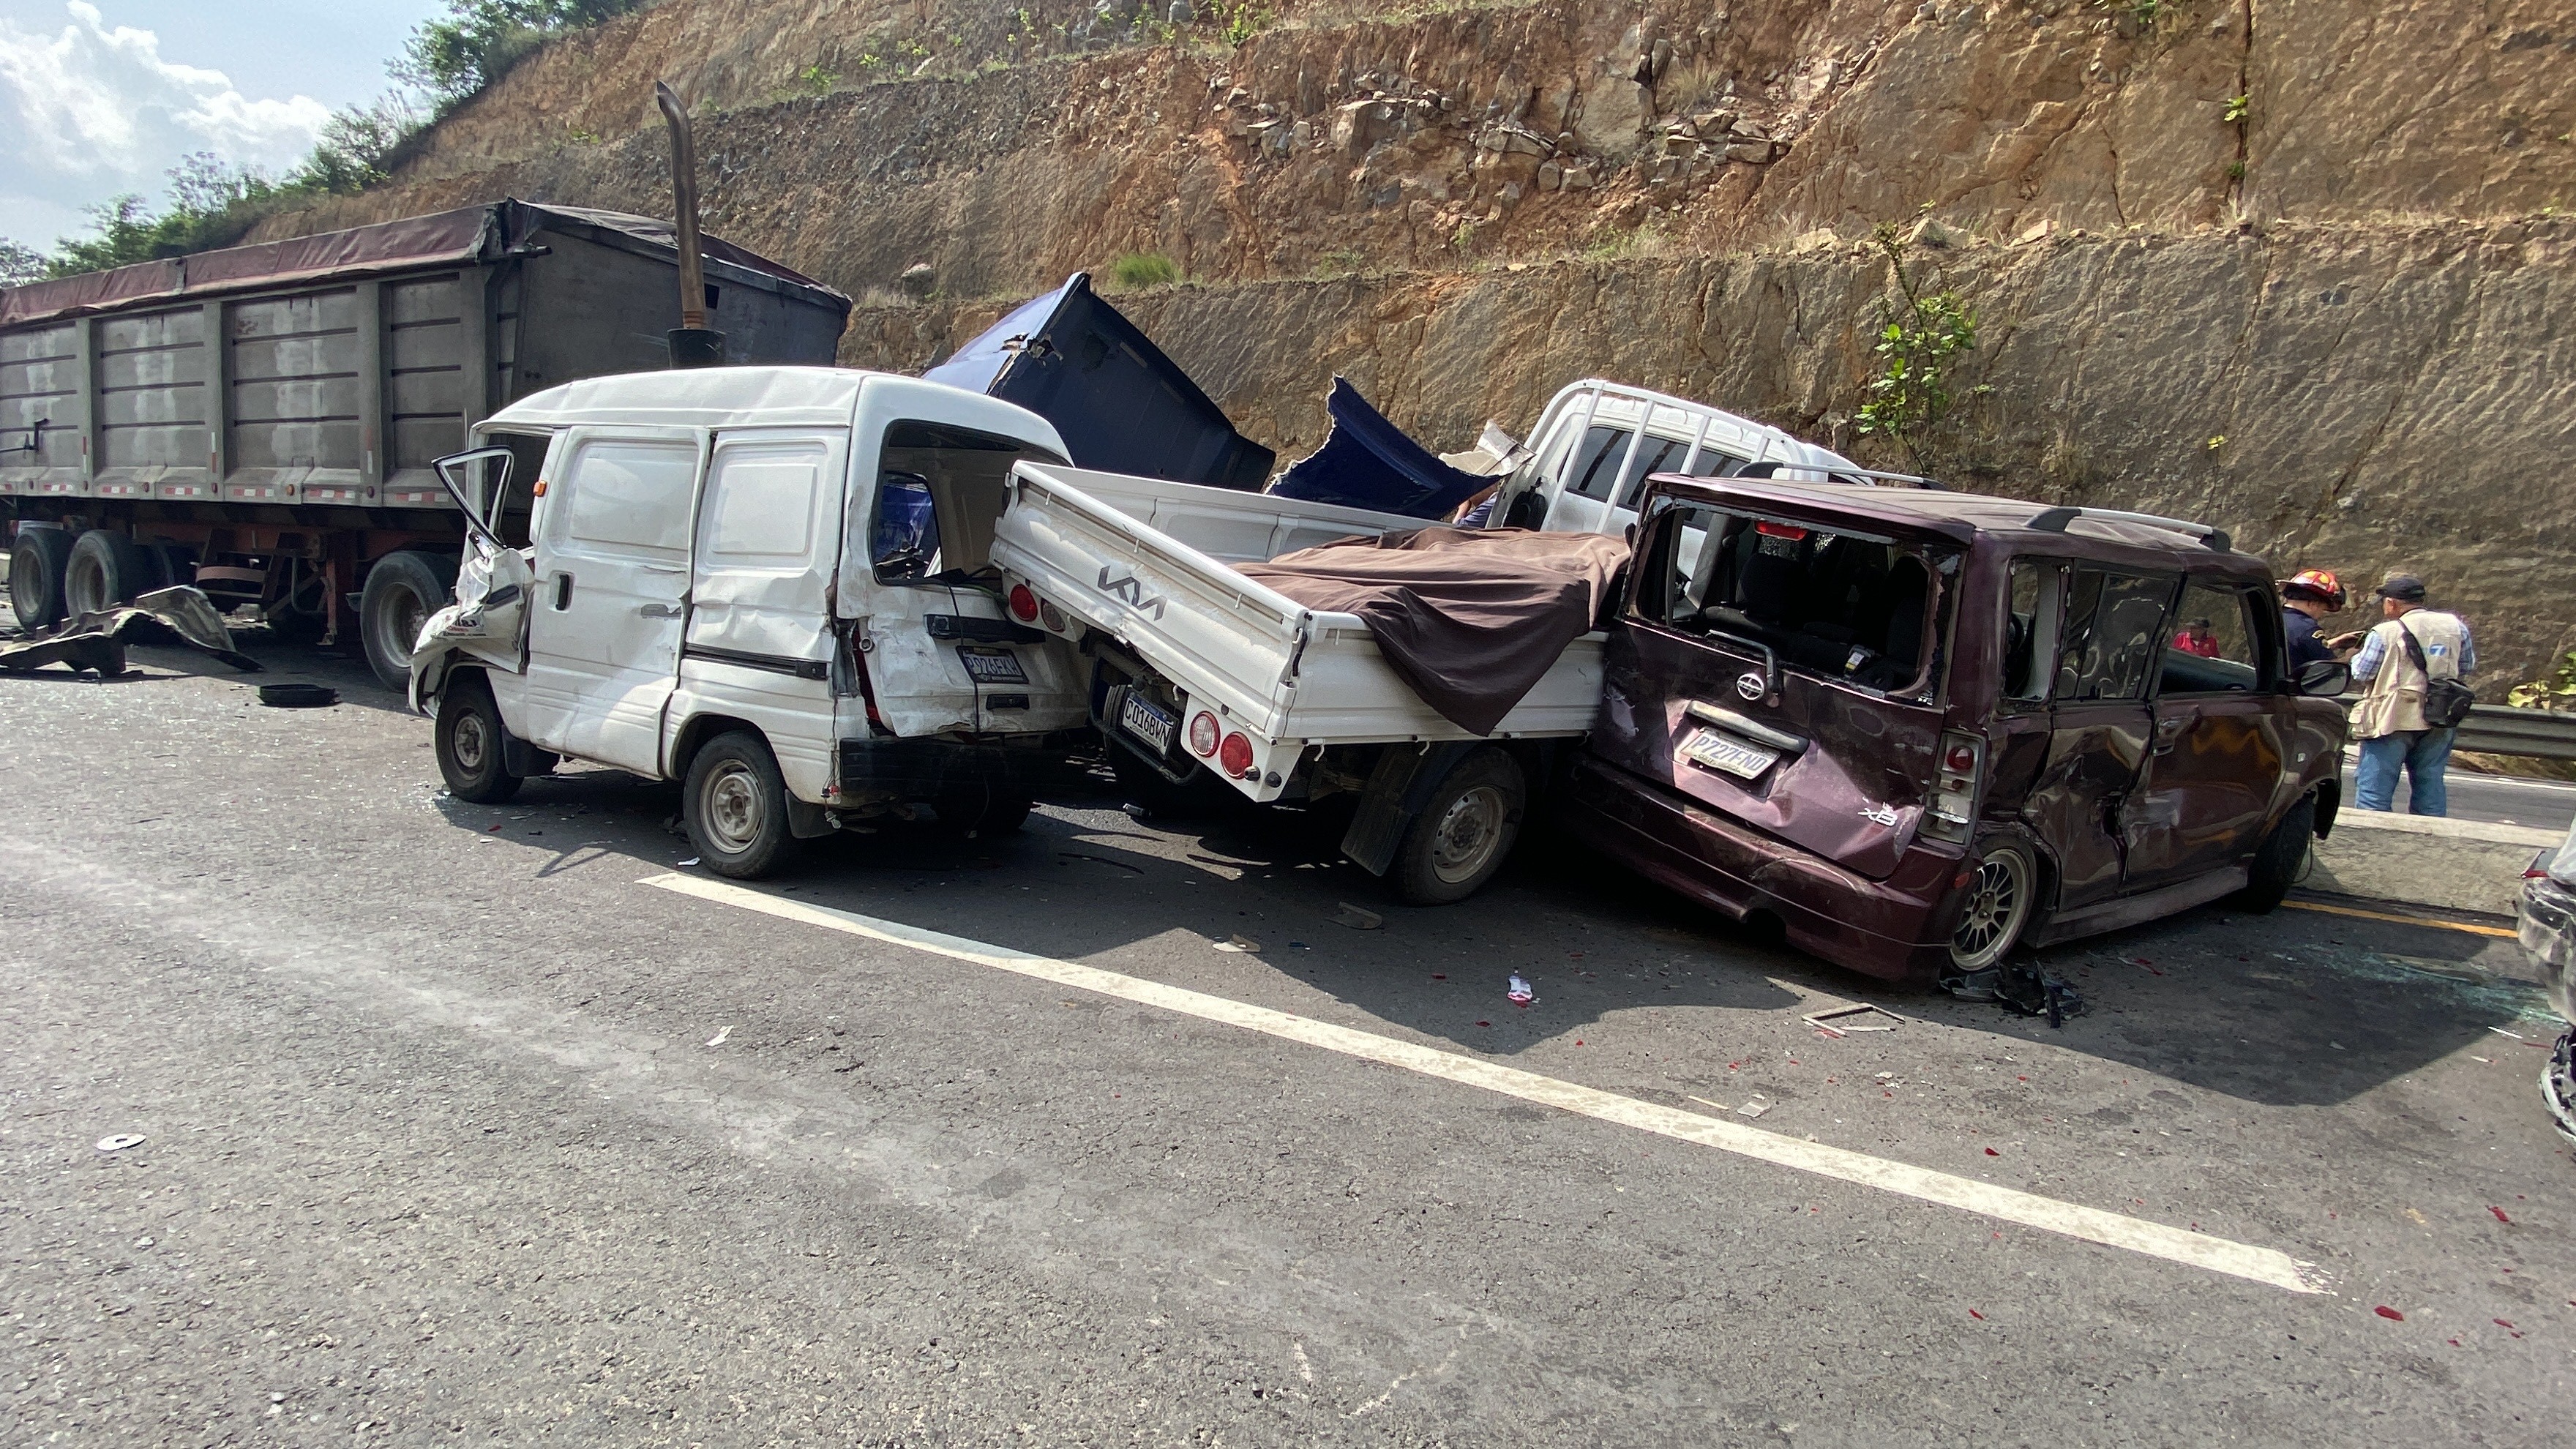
top-left (1637, 503), bottom-right (1958, 694)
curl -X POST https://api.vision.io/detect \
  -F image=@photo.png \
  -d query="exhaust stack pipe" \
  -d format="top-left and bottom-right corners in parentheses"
top-left (656, 81), bottom-right (724, 369)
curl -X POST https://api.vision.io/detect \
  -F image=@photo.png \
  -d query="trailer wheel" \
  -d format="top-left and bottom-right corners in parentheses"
top-left (360, 551), bottom-right (457, 691)
top-left (1388, 746), bottom-right (1526, 905)
top-left (435, 674), bottom-right (521, 804)
top-left (62, 529), bottom-right (156, 615)
top-left (685, 730), bottom-right (800, 880)
top-left (8, 525), bottom-right (74, 629)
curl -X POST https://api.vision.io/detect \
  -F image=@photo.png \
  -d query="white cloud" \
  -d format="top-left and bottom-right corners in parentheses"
top-left (0, 2), bottom-right (332, 195)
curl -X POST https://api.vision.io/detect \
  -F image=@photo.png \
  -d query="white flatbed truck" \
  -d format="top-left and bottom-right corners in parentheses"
top-left (990, 462), bottom-right (1605, 902)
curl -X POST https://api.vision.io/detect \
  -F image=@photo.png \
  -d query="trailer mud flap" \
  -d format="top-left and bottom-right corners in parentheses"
top-left (1341, 741), bottom-right (1478, 877)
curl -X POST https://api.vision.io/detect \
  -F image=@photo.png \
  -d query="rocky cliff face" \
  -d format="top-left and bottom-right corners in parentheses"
top-left (254, 0), bottom-right (2576, 687)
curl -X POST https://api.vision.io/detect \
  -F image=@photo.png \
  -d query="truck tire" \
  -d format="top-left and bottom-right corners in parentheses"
top-left (8, 525), bottom-right (74, 629)
top-left (685, 730), bottom-right (800, 880)
top-left (435, 674), bottom-right (522, 804)
top-left (360, 551), bottom-right (457, 691)
top-left (62, 529), bottom-right (155, 615)
top-left (2231, 793), bottom-right (2315, 914)
top-left (1388, 746), bottom-right (1526, 905)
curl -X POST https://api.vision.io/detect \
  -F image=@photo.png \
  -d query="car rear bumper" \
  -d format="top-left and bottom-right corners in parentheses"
top-left (1560, 755), bottom-right (1955, 981)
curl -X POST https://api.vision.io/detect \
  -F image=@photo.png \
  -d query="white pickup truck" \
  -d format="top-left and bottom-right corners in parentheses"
top-left (991, 463), bottom-right (1605, 903)
top-left (1490, 379), bottom-right (1868, 536)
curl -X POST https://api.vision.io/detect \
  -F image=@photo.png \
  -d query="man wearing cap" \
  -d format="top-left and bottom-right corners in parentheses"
top-left (2279, 569), bottom-right (2346, 673)
top-left (2347, 573), bottom-right (2474, 815)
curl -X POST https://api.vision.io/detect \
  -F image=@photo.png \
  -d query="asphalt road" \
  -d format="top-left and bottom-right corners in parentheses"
top-left (6, 637), bottom-right (2572, 1446)
top-left (2380, 766), bottom-right (2576, 834)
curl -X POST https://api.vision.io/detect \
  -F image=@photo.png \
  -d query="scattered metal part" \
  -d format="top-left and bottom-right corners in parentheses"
top-left (1803, 1002), bottom-right (1909, 1036)
top-left (0, 586), bottom-right (261, 675)
top-left (94, 1134), bottom-right (146, 1153)
top-left (1942, 962), bottom-right (2086, 1027)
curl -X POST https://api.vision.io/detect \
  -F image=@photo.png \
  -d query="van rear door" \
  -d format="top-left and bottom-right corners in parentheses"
top-left (519, 426), bottom-right (707, 774)
top-left (842, 383), bottom-right (1085, 738)
top-left (1595, 498), bottom-right (1961, 880)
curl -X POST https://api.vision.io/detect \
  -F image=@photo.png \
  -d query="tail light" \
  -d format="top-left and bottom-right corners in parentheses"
top-left (1188, 711), bottom-right (1221, 757)
top-left (1218, 732), bottom-right (1255, 778)
top-left (1754, 520), bottom-right (1808, 540)
top-left (1921, 730), bottom-right (1985, 844)
top-left (1006, 583), bottom-right (1039, 622)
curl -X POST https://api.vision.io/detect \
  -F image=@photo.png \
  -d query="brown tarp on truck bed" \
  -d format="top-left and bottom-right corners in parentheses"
top-left (1238, 525), bottom-right (1630, 736)
top-left (0, 200), bottom-right (845, 329)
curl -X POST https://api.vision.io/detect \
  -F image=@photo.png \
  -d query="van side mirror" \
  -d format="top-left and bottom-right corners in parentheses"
top-left (2296, 658), bottom-right (2350, 697)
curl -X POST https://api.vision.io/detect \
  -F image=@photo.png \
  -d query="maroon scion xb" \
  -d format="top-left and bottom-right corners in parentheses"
top-left (1562, 476), bottom-right (2352, 984)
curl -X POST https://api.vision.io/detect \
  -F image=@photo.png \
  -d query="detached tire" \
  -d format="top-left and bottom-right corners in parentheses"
top-left (685, 731), bottom-right (799, 880)
top-left (63, 529), bottom-right (155, 615)
top-left (2232, 793), bottom-right (2315, 913)
top-left (1388, 746), bottom-right (1527, 905)
top-left (360, 551), bottom-right (457, 691)
top-left (9, 526), bottom-right (74, 629)
top-left (436, 674), bottom-right (521, 803)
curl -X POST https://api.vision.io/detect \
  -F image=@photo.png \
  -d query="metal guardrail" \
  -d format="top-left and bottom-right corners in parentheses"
top-left (2453, 703), bottom-right (2576, 760)
top-left (2337, 697), bottom-right (2576, 760)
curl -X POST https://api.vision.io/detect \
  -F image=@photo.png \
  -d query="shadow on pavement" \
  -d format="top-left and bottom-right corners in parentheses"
top-left (401, 728), bottom-right (2556, 1112)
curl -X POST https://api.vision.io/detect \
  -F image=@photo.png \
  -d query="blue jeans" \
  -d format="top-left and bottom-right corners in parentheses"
top-left (2356, 728), bottom-right (2457, 815)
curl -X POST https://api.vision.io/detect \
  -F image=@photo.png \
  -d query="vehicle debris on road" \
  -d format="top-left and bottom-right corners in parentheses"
top-left (94, 1134), bottom-right (146, 1152)
top-left (1507, 975), bottom-right (1535, 1004)
top-left (0, 586), bottom-right (259, 676)
top-left (1331, 902), bottom-right (1385, 930)
top-left (1803, 1002), bottom-right (1909, 1036)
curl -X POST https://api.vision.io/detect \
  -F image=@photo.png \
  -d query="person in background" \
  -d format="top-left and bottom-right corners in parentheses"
top-left (2278, 569), bottom-right (2346, 671)
top-left (2171, 618), bottom-right (2222, 658)
top-left (2347, 573), bottom-right (2474, 815)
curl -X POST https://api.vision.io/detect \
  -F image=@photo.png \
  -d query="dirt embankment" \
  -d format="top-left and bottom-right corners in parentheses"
top-left (252, 0), bottom-right (2576, 686)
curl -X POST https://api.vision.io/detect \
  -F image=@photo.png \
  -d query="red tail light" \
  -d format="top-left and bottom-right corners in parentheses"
top-left (1218, 733), bottom-right (1255, 777)
top-left (1944, 742), bottom-right (1978, 774)
top-left (1188, 712), bottom-right (1221, 757)
top-left (1755, 520), bottom-right (1809, 540)
top-left (1006, 583), bottom-right (1039, 621)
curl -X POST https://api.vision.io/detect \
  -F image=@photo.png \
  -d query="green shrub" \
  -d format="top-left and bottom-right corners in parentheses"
top-left (1110, 252), bottom-right (1182, 288)
top-left (395, 1), bottom-right (647, 107)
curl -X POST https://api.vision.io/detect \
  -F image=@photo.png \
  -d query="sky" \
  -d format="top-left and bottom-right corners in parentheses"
top-left (0, 1), bottom-right (443, 252)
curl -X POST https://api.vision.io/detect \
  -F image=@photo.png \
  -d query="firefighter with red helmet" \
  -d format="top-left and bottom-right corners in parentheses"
top-left (2280, 569), bottom-right (2348, 671)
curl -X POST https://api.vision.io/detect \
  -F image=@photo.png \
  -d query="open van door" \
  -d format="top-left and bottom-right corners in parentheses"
top-left (517, 425), bottom-right (708, 773)
top-left (841, 378), bottom-right (1086, 738)
top-left (412, 443), bottom-right (534, 710)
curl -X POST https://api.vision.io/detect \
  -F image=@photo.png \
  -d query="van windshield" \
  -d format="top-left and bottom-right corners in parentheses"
top-left (1638, 503), bottom-right (1957, 694)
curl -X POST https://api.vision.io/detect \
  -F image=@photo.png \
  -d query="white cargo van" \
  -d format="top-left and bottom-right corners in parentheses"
top-left (1489, 380), bottom-right (1869, 536)
top-left (409, 367), bottom-right (1090, 877)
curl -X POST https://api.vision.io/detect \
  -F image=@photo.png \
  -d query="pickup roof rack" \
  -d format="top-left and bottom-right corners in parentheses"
top-left (2027, 505), bottom-right (2231, 553)
top-left (1739, 462), bottom-right (1941, 489)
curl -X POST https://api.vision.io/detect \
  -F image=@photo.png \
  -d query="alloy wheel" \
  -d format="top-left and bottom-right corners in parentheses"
top-left (1950, 846), bottom-right (2034, 972)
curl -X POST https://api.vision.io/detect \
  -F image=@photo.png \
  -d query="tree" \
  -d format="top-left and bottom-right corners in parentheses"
top-left (1854, 222), bottom-right (1984, 473)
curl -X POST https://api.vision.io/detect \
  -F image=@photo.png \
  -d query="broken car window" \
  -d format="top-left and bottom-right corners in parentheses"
top-left (2160, 582), bottom-right (2266, 694)
top-left (1639, 503), bottom-right (1954, 693)
top-left (2053, 568), bottom-right (2174, 702)
top-left (2002, 558), bottom-right (2065, 704)
top-left (872, 421), bottom-right (1066, 585)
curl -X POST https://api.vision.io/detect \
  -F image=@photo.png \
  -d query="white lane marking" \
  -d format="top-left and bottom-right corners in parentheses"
top-left (643, 872), bottom-right (2327, 1295)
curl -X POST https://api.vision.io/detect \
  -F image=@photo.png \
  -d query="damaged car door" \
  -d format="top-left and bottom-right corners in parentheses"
top-left (1594, 499), bottom-right (1959, 880)
top-left (411, 443), bottom-right (534, 710)
top-left (2023, 565), bottom-right (2171, 909)
top-left (2122, 579), bottom-right (2291, 888)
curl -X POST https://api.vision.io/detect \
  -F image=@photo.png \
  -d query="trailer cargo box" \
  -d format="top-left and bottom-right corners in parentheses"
top-left (1, 199), bottom-right (850, 686)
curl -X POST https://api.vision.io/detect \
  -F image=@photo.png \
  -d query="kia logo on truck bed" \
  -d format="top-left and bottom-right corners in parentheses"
top-left (1097, 567), bottom-right (1167, 621)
